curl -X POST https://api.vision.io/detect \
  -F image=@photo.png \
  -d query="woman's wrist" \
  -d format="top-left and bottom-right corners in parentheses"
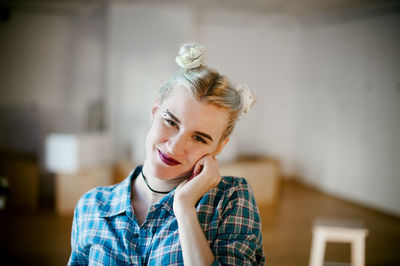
top-left (173, 192), bottom-right (215, 266)
top-left (173, 193), bottom-right (196, 218)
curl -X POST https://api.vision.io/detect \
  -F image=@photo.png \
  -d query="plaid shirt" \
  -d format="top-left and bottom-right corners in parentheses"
top-left (68, 165), bottom-right (265, 265)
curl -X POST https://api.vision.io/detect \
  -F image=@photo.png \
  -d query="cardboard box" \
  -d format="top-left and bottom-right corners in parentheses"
top-left (113, 160), bottom-right (136, 184)
top-left (55, 166), bottom-right (113, 215)
top-left (45, 133), bottom-right (113, 174)
top-left (219, 158), bottom-right (280, 206)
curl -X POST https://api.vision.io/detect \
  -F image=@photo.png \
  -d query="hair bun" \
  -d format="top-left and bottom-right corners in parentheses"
top-left (175, 42), bottom-right (207, 69)
top-left (235, 84), bottom-right (256, 113)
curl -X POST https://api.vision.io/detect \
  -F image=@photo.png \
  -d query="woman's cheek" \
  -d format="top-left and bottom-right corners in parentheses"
top-left (190, 150), bottom-right (208, 165)
top-left (153, 122), bottom-right (169, 139)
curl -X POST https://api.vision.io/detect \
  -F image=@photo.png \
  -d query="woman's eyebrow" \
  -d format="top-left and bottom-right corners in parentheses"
top-left (165, 110), bottom-right (180, 123)
top-left (195, 131), bottom-right (213, 142)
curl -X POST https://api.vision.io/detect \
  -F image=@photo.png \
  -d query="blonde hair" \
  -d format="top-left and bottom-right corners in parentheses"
top-left (158, 66), bottom-right (243, 142)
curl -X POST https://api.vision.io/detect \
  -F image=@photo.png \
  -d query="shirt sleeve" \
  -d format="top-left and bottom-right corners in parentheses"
top-left (211, 180), bottom-right (266, 265)
top-left (67, 202), bottom-right (88, 265)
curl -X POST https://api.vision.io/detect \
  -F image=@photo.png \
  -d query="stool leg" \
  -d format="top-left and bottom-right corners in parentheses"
top-left (309, 232), bottom-right (326, 266)
top-left (351, 237), bottom-right (365, 266)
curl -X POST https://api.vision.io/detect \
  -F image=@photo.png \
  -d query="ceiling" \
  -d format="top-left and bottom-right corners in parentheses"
top-left (0, 0), bottom-right (399, 17)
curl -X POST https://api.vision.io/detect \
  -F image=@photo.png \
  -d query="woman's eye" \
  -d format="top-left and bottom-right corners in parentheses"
top-left (194, 135), bottom-right (207, 144)
top-left (165, 119), bottom-right (177, 128)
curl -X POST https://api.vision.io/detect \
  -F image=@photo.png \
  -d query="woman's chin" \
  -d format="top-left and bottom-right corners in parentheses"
top-left (143, 163), bottom-right (184, 180)
top-left (144, 157), bottom-right (194, 180)
top-left (150, 166), bottom-right (192, 180)
top-left (174, 169), bottom-right (193, 180)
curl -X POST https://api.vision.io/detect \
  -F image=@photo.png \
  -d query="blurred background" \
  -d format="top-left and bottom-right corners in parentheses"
top-left (0, 0), bottom-right (399, 265)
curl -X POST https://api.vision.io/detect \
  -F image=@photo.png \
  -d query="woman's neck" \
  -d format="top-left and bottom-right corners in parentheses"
top-left (131, 169), bottom-right (186, 225)
top-left (142, 165), bottom-right (186, 193)
top-left (132, 163), bottom-right (187, 225)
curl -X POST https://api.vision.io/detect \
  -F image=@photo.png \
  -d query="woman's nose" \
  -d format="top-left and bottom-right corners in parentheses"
top-left (167, 133), bottom-right (186, 155)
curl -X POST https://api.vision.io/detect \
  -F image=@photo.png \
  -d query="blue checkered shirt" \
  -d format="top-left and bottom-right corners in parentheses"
top-left (68, 166), bottom-right (265, 265)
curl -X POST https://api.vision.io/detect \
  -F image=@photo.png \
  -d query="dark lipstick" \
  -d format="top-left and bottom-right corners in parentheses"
top-left (158, 149), bottom-right (181, 166)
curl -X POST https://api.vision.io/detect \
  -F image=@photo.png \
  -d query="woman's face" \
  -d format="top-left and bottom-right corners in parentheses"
top-left (143, 85), bottom-right (230, 180)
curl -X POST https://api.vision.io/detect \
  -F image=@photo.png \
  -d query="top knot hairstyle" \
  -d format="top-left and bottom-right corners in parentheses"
top-left (158, 42), bottom-right (256, 143)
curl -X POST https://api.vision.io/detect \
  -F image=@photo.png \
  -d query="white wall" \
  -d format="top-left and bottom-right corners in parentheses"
top-left (0, 11), bottom-right (105, 134)
top-left (0, 10), bottom-right (106, 198)
top-left (0, 13), bottom-right (70, 110)
top-left (198, 9), bottom-right (301, 170)
top-left (106, 2), bottom-right (195, 161)
top-left (293, 12), bottom-right (400, 215)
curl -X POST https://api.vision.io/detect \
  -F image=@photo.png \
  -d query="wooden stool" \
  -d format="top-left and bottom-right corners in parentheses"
top-left (309, 218), bottom-right (369, 266)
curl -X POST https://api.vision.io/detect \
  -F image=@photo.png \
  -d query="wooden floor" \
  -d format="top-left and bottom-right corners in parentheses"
top-left (0, 180), bottom-right (399, 265)
top-left (259, 181), bottom-right (400, 266)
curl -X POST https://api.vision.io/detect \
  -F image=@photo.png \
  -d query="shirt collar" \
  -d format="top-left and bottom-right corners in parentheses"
top-left (98, 165), bottom-right (142, 218)
top-left (152, 188), bottom-right (176, 215)
top-left (98, 165), bottom-right (177, 218)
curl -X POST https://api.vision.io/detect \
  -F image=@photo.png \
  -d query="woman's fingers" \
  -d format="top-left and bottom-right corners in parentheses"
top-left (192, 160), bottom-right (204, 178)
top-left (193, 155), bottom-right (221, 187)
top-left (190, 155), bottom-right (209, 179)
top-left (175, 155), bottom-right (220, 203)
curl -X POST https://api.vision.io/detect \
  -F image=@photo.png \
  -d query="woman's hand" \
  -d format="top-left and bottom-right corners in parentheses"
top-left (174, 155), bottom-right (221, 211)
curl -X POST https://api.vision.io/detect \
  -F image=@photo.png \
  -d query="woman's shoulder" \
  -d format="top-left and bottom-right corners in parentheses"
top-left (220, 175), bottom-right (250, 187)
top-left (74, 177), bottom-right (131, 216)
top-left (198, 176), bottom-right (261, 231)
top-left (77, 166), bottom-right (140, 207)
top-left (79, 184), bottom-right (114, 203)
top-left (210, 176), bottom-right (257, 205)
top-left (219, 176), bottom-right (253, 194)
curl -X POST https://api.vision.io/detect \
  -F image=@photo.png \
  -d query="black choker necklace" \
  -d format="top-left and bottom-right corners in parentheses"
top-left (141, 172), bottom-right (172, 194)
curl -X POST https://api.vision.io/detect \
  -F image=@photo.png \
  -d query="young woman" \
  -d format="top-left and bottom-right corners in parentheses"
top-left (68, 43), bottom-right (265, 265)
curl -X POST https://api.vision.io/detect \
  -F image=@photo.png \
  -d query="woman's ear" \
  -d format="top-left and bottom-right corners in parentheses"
top-left (213, 137), bottom-right (230, 156)
top-left (151, 99), bottom-right (160, 121)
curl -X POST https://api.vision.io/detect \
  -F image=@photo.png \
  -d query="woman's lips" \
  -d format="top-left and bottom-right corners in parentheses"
top-left (158, 149), bottom-right (181, 166)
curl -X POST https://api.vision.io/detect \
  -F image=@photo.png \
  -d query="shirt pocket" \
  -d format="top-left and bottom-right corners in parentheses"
top-left (89, 244), bottom-right (130, 266)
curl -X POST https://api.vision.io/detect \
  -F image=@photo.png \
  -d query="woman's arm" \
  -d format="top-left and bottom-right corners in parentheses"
top-left (174, 202), bottom-right (215, 265)
top-left (173, 155), bottom-right (221, 266)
